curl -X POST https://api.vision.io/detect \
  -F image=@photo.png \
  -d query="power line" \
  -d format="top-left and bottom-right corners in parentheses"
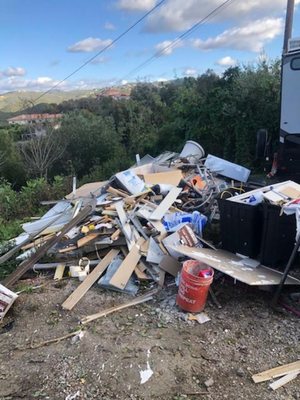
top-left (119, 0), bottom-right (236, 83)
top-left (19, 0), bottom-right (166, 108)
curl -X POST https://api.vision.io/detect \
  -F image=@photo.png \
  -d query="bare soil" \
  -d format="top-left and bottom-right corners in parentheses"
top-left (0, 276), bottom-right (299, 400)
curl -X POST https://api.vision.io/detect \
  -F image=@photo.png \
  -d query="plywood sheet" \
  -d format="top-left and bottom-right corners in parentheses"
top-left (171, 245), bottom-right (300, 286)
top-left (143, 170), bottom-right (182, 186)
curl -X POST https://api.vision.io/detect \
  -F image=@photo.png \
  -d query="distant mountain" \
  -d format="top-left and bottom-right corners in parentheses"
top-left (0, 90), bottom-right (94, 113)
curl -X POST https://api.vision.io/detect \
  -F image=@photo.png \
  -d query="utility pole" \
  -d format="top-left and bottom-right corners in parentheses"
top-left (283, 0), bottom-right (295, 54)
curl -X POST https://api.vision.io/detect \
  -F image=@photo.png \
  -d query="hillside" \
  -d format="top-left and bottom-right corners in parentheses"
top-left (0, 90), bottom-right (94, 113)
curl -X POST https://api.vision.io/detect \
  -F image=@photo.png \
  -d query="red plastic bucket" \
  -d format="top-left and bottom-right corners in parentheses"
top-left (176, 260), bottom-right (214, 312)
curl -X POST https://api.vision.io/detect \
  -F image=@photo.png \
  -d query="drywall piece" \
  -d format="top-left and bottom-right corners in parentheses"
top-left (252, 361), bottom-right (300, 383)
top-left (269, 372), bottom-right (299, 390)
top-left (159, 255), bottom-right (181, 277)
top-left (62, 249), bottom-right (119, 310)
top-left (98, 256), bottom-right (138, 295)
top-left (109, 238), bottom-right (145, 290)
top-left (115, 169), bottom-right (146, 195)
top-left (146, 237), bottom-right (165, 264)
top-left (0, 284), bottom-right (18, 320)
top-left (204, 154), bottom-right (250, 182)
top-left (54, 264), bottom-right (65, 280)
top-left (150, 187), bottom-right (182, 221)
top-left (171, 245), bottom-right (300, 286)
top-left (136, 205), bottom-right (167, 240)
top-left (115, 201), bottom-right (135, 250)
top-left (143, 170), bottom-right (183, 186)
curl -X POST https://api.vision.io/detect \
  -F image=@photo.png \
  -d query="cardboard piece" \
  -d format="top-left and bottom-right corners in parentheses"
top-left (143, 170), bottom-right (183, 186)
top-left (115, 169), bottom-right (146, 195)
top-left (0, 284), bottom-right (18, 320)
top-left (163, 224), bottom-right (199, 259)
top-left (171, 245), bottom-right (300, 286)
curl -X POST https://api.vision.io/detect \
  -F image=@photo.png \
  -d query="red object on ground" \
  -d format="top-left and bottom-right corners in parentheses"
top-left (176, 260), bottom-right (214, 313)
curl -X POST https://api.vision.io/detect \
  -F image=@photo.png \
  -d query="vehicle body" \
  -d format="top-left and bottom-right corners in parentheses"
top-left (278, 38), bottom-right (300, 180)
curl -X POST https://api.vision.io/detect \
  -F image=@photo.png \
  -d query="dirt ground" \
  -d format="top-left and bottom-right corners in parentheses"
top-left (0, 275), bottom-right (299, 400)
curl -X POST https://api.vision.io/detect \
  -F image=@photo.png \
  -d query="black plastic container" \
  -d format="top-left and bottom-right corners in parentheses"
top-left (259, 203), bottom-right (296, 268)
top-left (218, 198), bottom-right (263, 258)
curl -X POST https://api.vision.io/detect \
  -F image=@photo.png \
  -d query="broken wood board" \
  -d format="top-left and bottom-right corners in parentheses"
top-left (3, 202), bottom-right (95, 288)
top-left (269, 372), bottom-right (299, 390)
top-left (159, 255), bottom-right (181, 277)
top-left (143, 170), bottom-right (183, 186)
top-left (59, 245), bottom-right (77, 254)
top-left (150, 187), bottom-right (182, 221)
top-left (62, 249), bottom-right (119, 310)
top-left (252, 361), bottom-right (300, 383)
top-left (171, 246), bottom-right (300, 286)
top-left (109, 238), bottom-right (145, 290)
top-left (81, 292), bottom-right (155, 325)
top-left (54, 265), bottom-right (65, 280)
top-left (77, 232), bottom-right (100, 248)
top-left (0, 284), bottom-right (18, 320)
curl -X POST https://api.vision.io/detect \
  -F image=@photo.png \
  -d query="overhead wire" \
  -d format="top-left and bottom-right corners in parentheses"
top-left (15, 0), bottom-right (167, 110)
top-left (119, 0), bottom-right (236, 83)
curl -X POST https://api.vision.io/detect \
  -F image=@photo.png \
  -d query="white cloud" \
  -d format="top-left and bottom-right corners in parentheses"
top-left (183, 68), bottom-right (198, 77)
top-left (104, 22), bottom-right (116, 30)
top-left (155, 39), bottom-right (184, 56)
top-left (216, 56), bottom-right (237, 67)
top-left (68, 37), bottom-right (113, 52)
top-left (145, 0), bottom-right (297, 32)
top-left (0, 75), bottom-right (118, 94)
top-left (117, 0), bottom-right (157, 11)
top-left (192, 18), bottom-right (283, 52)
top-left (0, 66), bottom-right (26, 77)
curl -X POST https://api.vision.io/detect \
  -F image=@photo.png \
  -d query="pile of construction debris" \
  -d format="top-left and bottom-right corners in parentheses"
top-left (1, 142), bottom-right (300, 323)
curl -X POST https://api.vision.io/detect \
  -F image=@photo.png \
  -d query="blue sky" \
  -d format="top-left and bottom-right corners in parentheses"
top-left (0, 0), bottom-right (299, 93)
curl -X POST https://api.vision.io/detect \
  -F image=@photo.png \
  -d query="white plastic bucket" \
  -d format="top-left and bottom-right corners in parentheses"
top-left (180, 141), bottom-right (205, 158)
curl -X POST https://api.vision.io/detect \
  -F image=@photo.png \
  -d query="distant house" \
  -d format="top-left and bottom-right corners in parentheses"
top-left (7, 113), bottom-right (63, 139)
top-left (97, 88), bottom-right (130, 100)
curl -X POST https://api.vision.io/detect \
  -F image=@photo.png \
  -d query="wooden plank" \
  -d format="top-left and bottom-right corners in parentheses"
top-left (3, 203), bottom-right (95, 288)
top-left (54, 264), bottom-right (65, 280)
top-left (172, 245), bottom-right (300, 286)
top-left (269, 372), bottom-right (299, 390)
top-left (143, 170), bottom-right (183, 186)
top-left (252, 361), bottom-right (300, 383)
top-left (150, 187), bottom-right (182, 221)
top-left (59, 245), bottom-right (77, 254)
top-left (81, 292), bottom-right (155, 325)
top-left (77, 232), bottom-right (100, 248)
top-left (62, 249), bottom-right (119, 310)
top-left (109, 238), bottom-right (145, 290)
